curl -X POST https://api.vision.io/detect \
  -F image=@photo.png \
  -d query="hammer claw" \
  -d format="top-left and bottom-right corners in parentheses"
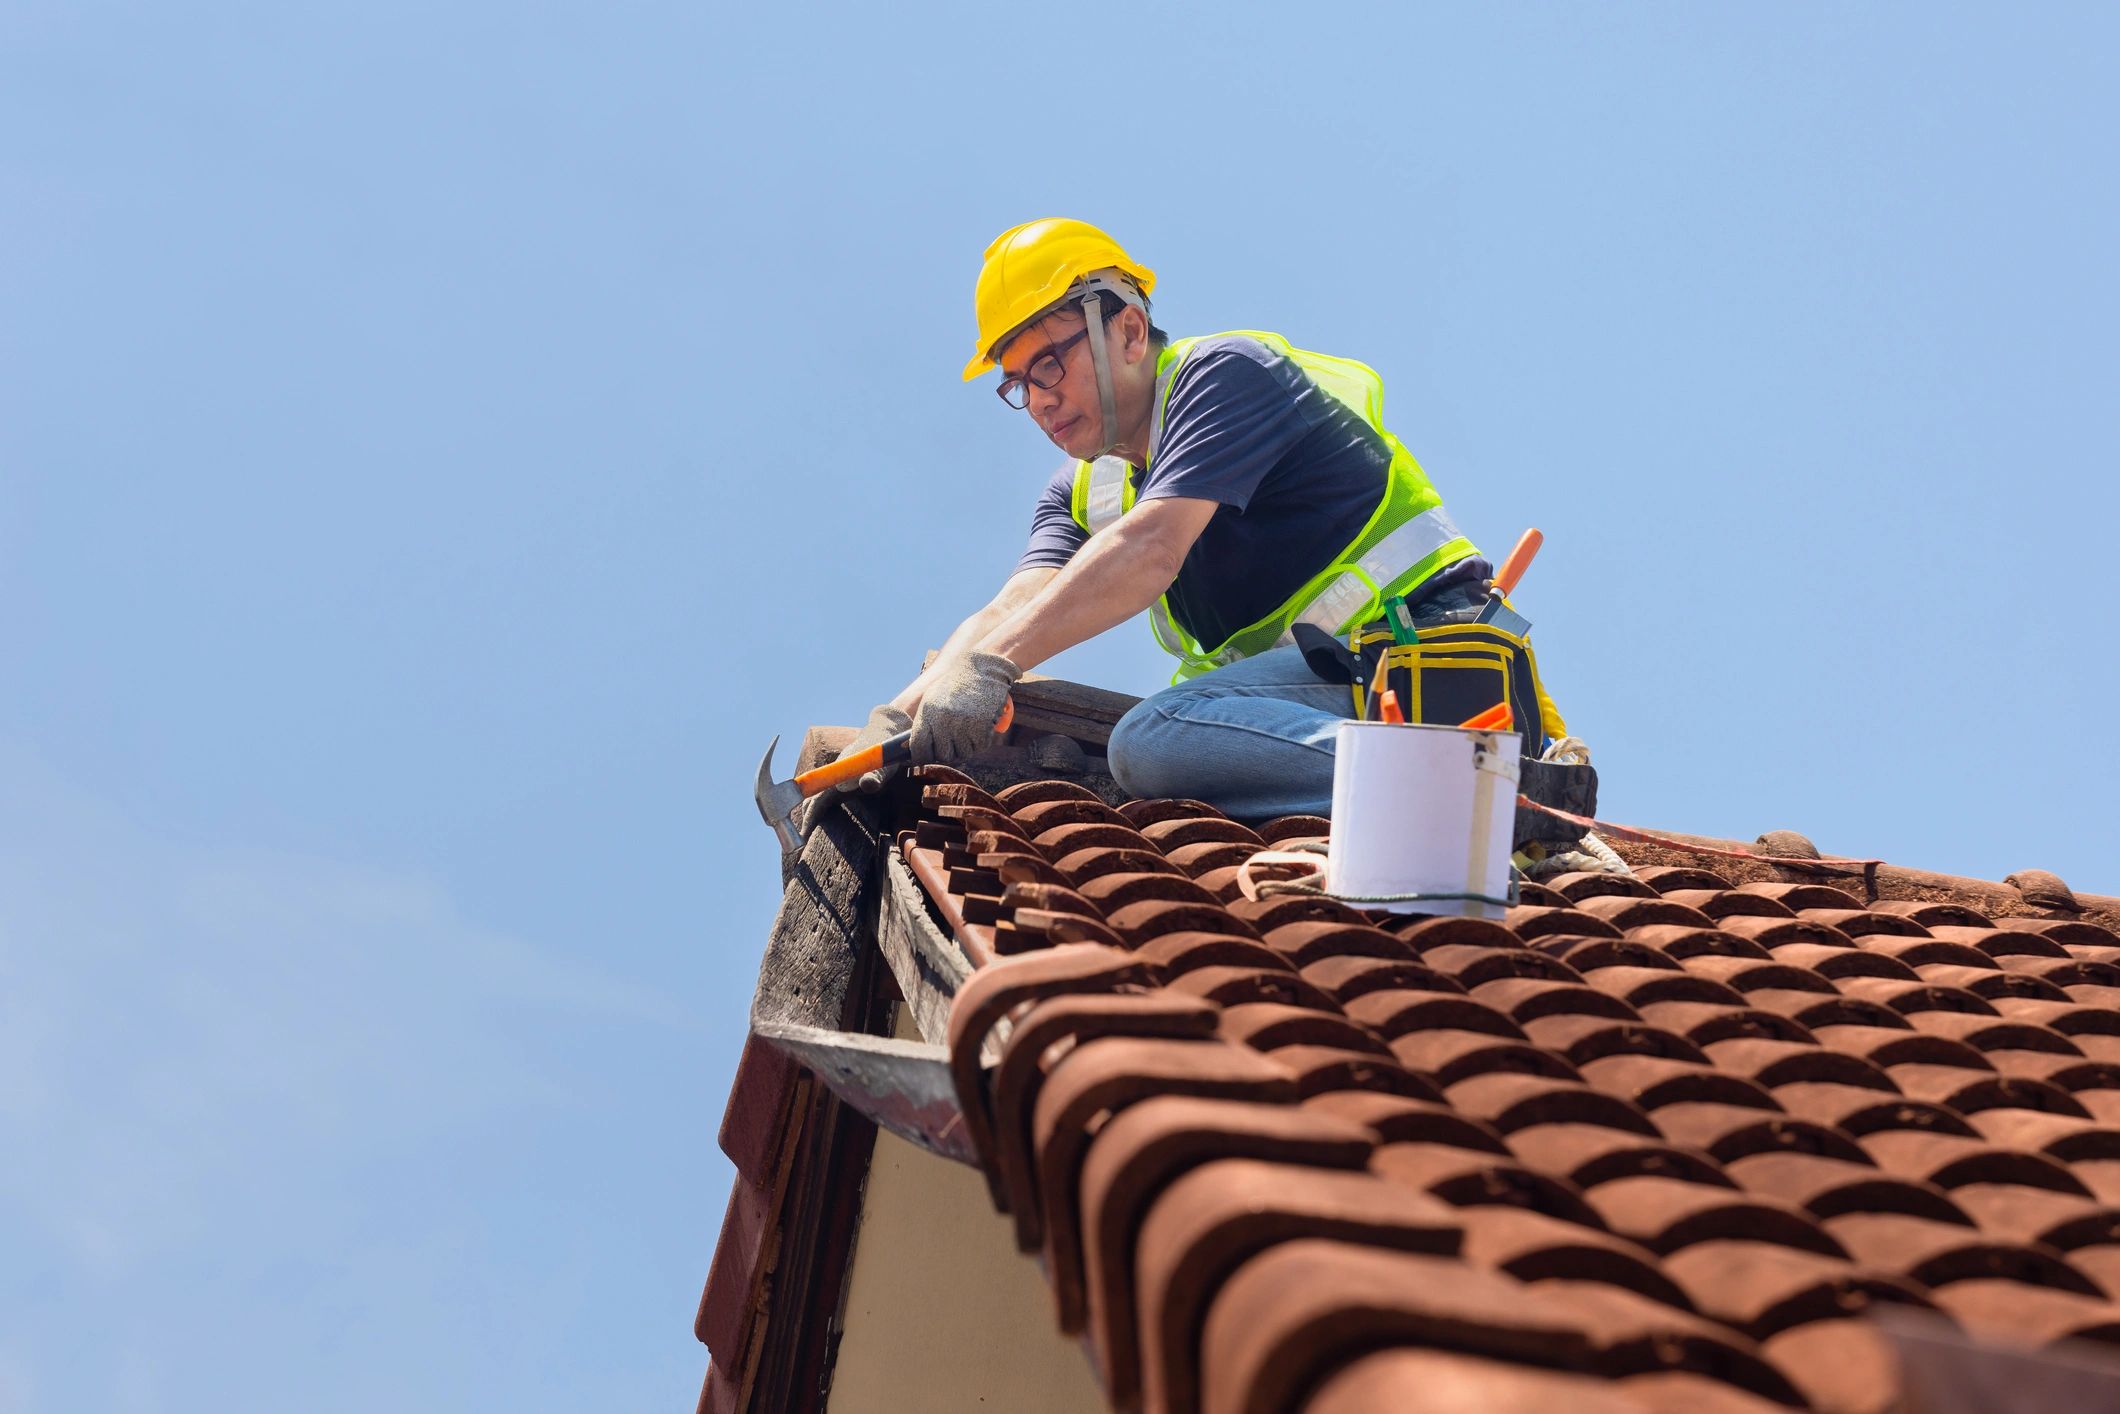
top-left (753, 735), bottom-right (805, 853)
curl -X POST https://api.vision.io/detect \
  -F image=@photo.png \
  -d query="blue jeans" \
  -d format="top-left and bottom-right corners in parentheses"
top-left (1106, 644), bottom-right (1352, 820)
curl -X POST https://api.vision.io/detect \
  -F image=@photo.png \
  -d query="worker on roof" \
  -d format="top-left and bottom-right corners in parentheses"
top-left (810, 217), bottom-right (1560, 824)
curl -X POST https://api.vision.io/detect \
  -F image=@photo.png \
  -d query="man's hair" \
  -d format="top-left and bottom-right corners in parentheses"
top-left (1085, 280), bottom-right (1168, 348)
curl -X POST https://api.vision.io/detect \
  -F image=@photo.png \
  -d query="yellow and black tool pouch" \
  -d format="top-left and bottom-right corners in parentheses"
top-left (1292, 611), bottom-right (1587, 851)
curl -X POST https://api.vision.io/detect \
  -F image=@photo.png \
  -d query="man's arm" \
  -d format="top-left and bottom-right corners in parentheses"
top-left (977, 496), bottom-right (1219, 671)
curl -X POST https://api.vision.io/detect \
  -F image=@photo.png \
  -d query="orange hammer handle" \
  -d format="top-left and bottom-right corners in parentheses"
top-left (791, 697), bottom-right (1015, 798)
top-left (1491, 528), bottom-right (1544, 597)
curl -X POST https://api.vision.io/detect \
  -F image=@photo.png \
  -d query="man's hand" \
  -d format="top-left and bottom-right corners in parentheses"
top-left (797, 702), bottom-right (912, 839)
top-left (909, 651), bottom-right (1021, 766)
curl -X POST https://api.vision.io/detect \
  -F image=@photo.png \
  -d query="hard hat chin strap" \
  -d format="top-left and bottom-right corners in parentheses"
top-left (1078, 288), bottom-right (1123, 457)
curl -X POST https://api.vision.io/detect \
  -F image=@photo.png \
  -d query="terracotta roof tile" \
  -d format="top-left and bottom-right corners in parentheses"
top-left (877, 768), bottom-right (2120, 1411)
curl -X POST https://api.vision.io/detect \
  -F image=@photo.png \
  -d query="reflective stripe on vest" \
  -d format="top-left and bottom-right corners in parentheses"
top-left (1081, 455), bottom-right (1131, 533)
top-left (1289, 503), bottom-right (1467, 638)
top-left (1069, 330), bottom-right (1477, 679)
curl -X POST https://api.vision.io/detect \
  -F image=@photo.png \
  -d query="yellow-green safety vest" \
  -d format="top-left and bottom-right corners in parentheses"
top-left (1069, 330), bottom-right (1478, 680)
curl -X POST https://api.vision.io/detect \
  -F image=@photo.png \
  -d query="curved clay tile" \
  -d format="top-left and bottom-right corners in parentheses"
top-left (1915, 966), bottom-right (2071, 1003)
top-left (1452, 1203), bottom-right (1691, 1309)
top-left (1217, 1002), bottom-right (1388, 1058)
top-left (1737, 881), bottom-right (1867, 911)
top-left (1299, 954), bottom-right (1463, 1003)
top-left (1518, 1016), bottom-right (1709, 1068)
top-left (1344, 990), bottom-right (1525, 1043)
top-left (1808, 1023), bottom-right (1994, 1072)
top-left (1545, 870), bottom-right (1663, 903)
top-left (1164, 964), bottom-right (1336, 1011)
top-left (1255, 812), bottom-right (1331, 843)
top-left (1886, 1064), bottom-right (2090, 1119)
top-left (1115, 796), bottom-right (1223, 828)
top-left (1140, 814), bottom-right (1264, 851)
top-left (1950, 1182), bottom-right (2120, 1251)
top-left (1162, 840), bottom-right (1259, 879)
top-left (1677, 955), bottom-right (1836, 995)
top-left (1502, 904), bottom-right (1624, 941)
top-left (1304, 1091), bottom-right (1510, 1155)
top-left (1577, 895), bottom-right (1722, 931)
top-left (992, 777), bottom-right (1103, 809)
top-left (1135, 1165), bottom-right (1462, 1414)
top-left (1859, 1130), bottom-right (2093, 1197)
top-left (1577, 1054), bottom-right (1782, 1114)
top-left (1422, 943), bottom-right (1584, 988)
top-left (1103, 897), bottom-right (1261, 945)
top-left (1827, 1213), bottom-right (2105, 1295)
top-left (1225, 892), bottom-right (1372, 933)
top-left (1926, 924), bottom-right (2071, 959)
top-left (1505, 1122), bottom-right (1733, 1190)
top-left (1265, 1045), bottom-right (1444, 1104)
top-left (1762, 1318), bottom-right (1908, 1414)
top-left (1634, 1001), bottom-right (1818, 1048)
top-left (1771, 1082), bottom-right (1979, 1139)
top-left (1902, 1011), bottom-right (2084, 1055)
top-left (1388, 1031), bottom-right (1580, 1088)
top-left (1524, 1277), bottom-right (1804, 1404)
top-left (1662, 1239), bottom-right (1938, 1340)
top-left (1051, 843), bottom-right (1181, 883)
top-left (1261, 919), bottom-right (1412, 967)
top-left (1393, 914), bottom-right (1530, 952)
top-left (1800, 908), bottom-right (1933, 939)
top-left (1306, 1345), bottom-right (1645, 1414)
top-left (1632, 865), bottom-right (1737, 894)
top-left (1472, 977), bottom-right (1643, 1025)
top-left (1652, 1102), bottom-right (1873, 1166)
top-left (1032, 820), bottom-right (1153, 859)
top-left (1072, 1097), bottom-right (1375, 1400)
top-left (1765, 941), bottom-right (1919, 982)
top-left (1660, 889), bottom-right (1799, 922)
top-left (1584, 1176), bottom-right (1846, 1258)
top-left (1074, 869), bottom-right (1217, 912)
top-left (946, 944), bottom-right (1164, 1204)
top-left (1368, 1141), bottom-right (1605, 1229)
top-left (1132, 930), bottom-right (1290, 978)
top-left (1870, 899), bottom-right (1994, 929)
top-left (1716, 915), bottom-right (1858, 951)
top-left (1535, 936), bottom-right (1686, 973)
top-left (1442, 1072), bottom-right (1659, 1138)
top-left (1702, 1037), bottom-right (1899, 1093)
top-left (1930, 1279), bottom-right (2120, 1348)
top-left (1722, 1150), bottom-right (1972, 1226)
top-left (1010, 796), bottom-right (1136, 835)
top-left (1187, 1240), bottom-right (1592, 1414)
top-left (1625, 923), bottom-right (1778, 961)
top-left (1022, 1035), bottom-right (1298, 1253)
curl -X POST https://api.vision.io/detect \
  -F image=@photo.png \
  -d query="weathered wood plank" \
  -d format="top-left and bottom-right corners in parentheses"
top-left (876, 849), bottom-right (970, 1045)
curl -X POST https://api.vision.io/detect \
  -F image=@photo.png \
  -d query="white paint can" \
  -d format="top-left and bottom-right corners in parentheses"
top-left (1326, 720), bottom-right (1523, 919)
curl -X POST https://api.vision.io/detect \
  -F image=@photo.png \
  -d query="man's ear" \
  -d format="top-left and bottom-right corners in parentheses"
top-left (1122, 306), bottom-right (1153, 365)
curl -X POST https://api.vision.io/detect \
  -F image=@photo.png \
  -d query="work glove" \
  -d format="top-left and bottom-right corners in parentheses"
top-left (797, 703), bottom-right (913, 840)
top-left (909, 651), bottom-right (1021, 767)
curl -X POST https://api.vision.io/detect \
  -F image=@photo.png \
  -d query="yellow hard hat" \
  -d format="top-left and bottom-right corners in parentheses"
top-left (961, 218), bottom-right (1156, 381)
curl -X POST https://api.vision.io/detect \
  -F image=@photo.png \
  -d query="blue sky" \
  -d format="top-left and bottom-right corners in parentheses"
top-left (3, 4), bottom-right (2115, 1409)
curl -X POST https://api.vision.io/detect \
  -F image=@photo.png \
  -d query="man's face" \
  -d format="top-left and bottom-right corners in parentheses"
top-left (996, 309), bottom-right (1109, 460)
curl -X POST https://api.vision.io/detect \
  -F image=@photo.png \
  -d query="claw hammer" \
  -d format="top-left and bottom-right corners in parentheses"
top-left (753, 699), bottom-right (1015, 852)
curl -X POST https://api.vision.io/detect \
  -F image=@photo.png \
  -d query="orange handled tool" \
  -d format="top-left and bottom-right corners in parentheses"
top-left (753, 699), bottom-right (1015, 851)
top-left (1458, 701), bottom-right (1513, 732)
top-left (1474, 528), bottom-right (1543, 636)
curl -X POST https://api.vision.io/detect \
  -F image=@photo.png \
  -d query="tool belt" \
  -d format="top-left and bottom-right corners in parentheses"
top-left (1294, 608), bottom-right (1550, 759)
top-left (1293, 607), bottom-right (1595, 850)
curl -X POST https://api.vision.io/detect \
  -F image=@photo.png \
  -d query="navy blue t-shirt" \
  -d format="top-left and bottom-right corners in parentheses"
top-left (1015, 335), bottom-right (1488, 649)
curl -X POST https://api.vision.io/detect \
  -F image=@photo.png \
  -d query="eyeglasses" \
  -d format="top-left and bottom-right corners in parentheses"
top-left (995, 327), bottom-right (1091, 409)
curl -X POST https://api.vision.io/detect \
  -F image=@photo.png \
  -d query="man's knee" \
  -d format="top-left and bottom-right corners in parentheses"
top-left (1105, 697), bottom-right (1171, 799)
